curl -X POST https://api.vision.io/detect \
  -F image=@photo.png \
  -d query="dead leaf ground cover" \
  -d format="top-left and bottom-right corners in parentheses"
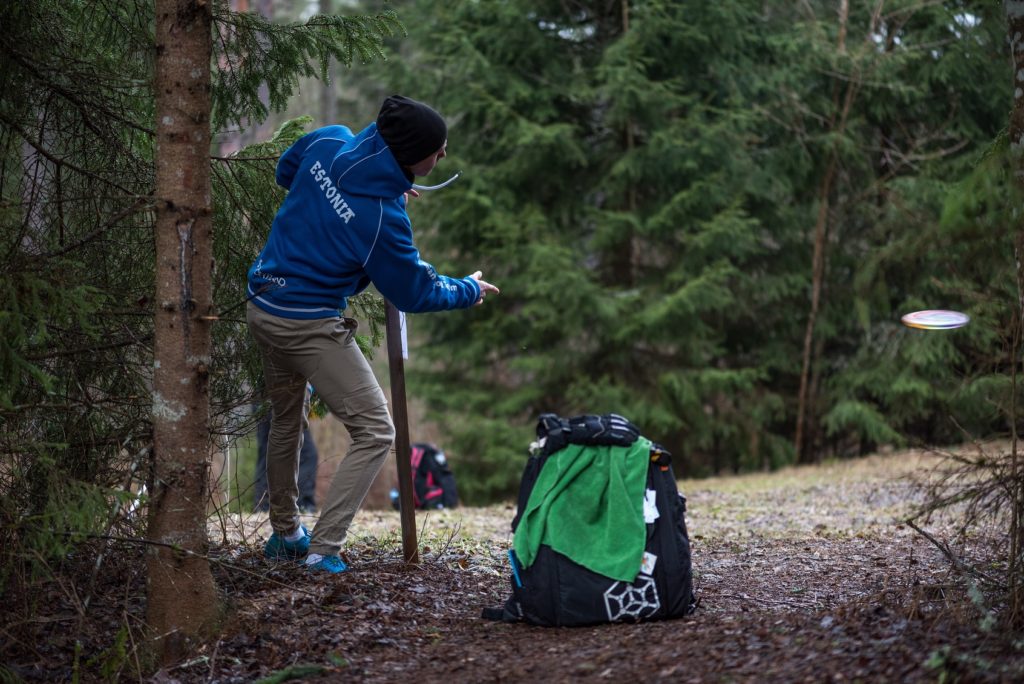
top-left (5, 450), bottom-right (1024, 682)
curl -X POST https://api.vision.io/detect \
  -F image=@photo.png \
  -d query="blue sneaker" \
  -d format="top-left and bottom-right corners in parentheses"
top-left (263, 525), bottom-right (311, 560)
top-left (306, 554), bottom-right (348, 574)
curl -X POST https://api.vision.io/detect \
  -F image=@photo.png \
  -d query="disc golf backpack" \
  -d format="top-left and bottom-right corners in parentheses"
top-left (405, 442), bottom-right (459, 510)
top-left (484, 413), bottom-right (696, 627)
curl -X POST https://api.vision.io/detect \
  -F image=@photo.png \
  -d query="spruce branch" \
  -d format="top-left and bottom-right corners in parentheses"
top-left (210, 5), bottom-right (405, 130)
top-left (0, 110), bottom-right (140, 197)
top-left (33, 197), bottom-right (151, 261)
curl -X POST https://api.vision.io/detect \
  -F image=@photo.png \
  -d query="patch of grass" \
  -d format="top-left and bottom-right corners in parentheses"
top-left (209, 450), bottom-right (960, 553)
top-left (225, 434), bottom-right (259, 515)
top-left (679, 452), bottom-right (945, 541)
top-left (680, 451), bottom-right (939, 496)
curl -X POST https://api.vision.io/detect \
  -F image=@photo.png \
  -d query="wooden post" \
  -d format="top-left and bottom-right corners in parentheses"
top-left (385, 300), bottom-right (419, 564)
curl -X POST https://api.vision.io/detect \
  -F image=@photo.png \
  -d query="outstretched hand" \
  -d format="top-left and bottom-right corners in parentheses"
top-left (469, 271), bottom-right (500, 306)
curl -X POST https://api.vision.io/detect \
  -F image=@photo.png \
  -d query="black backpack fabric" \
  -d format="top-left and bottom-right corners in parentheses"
top-left (484, 414), bottom-right (696, 627)
top-left (401, 443), bottom-right (459, 510)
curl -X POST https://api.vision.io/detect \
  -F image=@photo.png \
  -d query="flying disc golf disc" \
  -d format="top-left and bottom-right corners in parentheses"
top-left (901, 309), bottom-right (970, 330)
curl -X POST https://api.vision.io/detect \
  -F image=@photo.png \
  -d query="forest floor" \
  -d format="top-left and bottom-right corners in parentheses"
top-left (6, 449), bottom-right (1024, 682)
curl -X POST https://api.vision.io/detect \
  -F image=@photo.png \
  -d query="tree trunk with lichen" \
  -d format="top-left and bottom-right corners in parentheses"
top-left (146, 0), bottom-right (219, 665)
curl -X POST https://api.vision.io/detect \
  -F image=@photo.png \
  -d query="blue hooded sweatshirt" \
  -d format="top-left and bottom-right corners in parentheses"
top-left (247, 123), bottom-right (481, 319)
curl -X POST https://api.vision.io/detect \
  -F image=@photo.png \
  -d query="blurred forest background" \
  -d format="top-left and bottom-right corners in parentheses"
top-left (230, 0), bottom-right (1017, 504)
top-left (1, 0), bottom-right (1019, 516)
top-left (7, 1), bottom-right (1024, 674)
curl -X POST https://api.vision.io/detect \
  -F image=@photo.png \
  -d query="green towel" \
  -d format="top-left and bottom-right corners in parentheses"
top-left (513, 437), bottom-right (652, 582)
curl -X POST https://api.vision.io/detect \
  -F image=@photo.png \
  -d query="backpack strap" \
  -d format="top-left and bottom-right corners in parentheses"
top-left (649, 442), bottom-right (672, 467)
top-left (482, 551), bottom-right (527, 622)
top-left (481, 597), bottom-right (522, 622)
top-left (410, 444), bottom-right (425, 469)
top-left (536, 413), bottom-right (569, 455)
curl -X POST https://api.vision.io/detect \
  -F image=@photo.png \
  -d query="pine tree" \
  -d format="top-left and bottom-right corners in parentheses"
top-left (817, 0), bottom-right (1010, 451)
top-left (0, 0), bottom-right (401, 668)
top-left (0, 1), bottom-right (158, 609)
top-left (1008, 0), bottom-right (1024, 627)
top-left (353, 0), bottom-right (792, 497)
top-left (352, 0), bottom-right (1011, 499)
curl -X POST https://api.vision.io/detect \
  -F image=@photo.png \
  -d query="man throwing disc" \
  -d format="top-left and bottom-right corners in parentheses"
top-left (246, 95), bottom-right (499, 573)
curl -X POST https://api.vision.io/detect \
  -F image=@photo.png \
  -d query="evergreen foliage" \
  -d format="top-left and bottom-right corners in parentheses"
top-left (348, 0), bottom-right (1011, 500)
top-left (211, 6), bottom-right (404, 130)
top-left (0, 0), bottom-right (157, 594)
top-left (1, 0), bottom-right (1019, 546)
top-left (0, 0), bottom-right (395, 653)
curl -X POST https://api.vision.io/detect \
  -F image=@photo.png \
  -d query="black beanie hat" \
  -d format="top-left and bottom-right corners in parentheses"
top-left (376, 95), bottom-right (447, 166)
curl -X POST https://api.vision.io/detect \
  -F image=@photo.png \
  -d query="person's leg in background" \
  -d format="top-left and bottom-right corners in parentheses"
top-left (253, 404), bottom-right (318, 513)
top-left (252, 407), bottom-right (271, 512)
top-left (297, 424), bottom-right (319, 512)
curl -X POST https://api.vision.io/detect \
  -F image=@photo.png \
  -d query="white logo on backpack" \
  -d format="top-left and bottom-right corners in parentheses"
top-left (643, 488), bottom-right (659, 523)
top-left (603, 576), bottom-right (661, 622)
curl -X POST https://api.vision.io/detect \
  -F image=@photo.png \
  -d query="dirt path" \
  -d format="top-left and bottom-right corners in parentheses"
top-left (8, 452), bottom-right (1021, 682)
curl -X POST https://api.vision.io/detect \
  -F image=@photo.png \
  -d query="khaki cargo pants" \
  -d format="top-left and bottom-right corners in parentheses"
top-left (247, 302), bottom-right (395, 557)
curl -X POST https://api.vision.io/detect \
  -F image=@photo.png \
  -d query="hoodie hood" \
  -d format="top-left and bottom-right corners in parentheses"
top-left (332, 123), bottom-right (412, 199)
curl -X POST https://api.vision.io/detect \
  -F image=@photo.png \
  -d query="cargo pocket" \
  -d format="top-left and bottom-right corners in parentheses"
top-left (341, 384), bottom-right (389, 416)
